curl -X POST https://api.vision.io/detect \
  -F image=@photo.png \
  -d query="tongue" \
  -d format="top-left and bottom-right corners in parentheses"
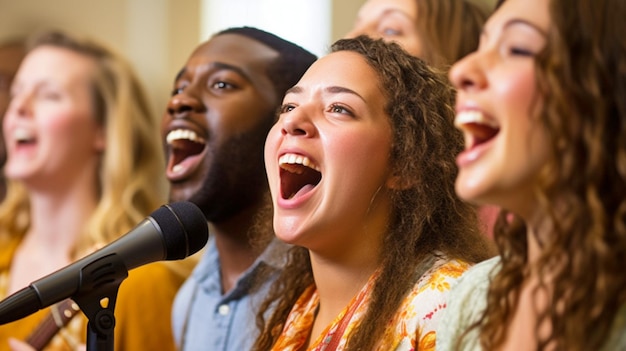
top-left (290, 184), bottom-right (316, 199)
top-left (465, 122), bottom-right (499, 144)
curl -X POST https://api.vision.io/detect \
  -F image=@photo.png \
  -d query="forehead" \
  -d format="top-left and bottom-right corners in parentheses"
top-left (186, 34), bottom-right (279, 77)
top-left (486, 0), bottom-right (549, 34)
top-left (16, 46), bottom-right (95, 83)
top-left (359, 0), bottom-right (417, 18)
top-left (302, 51), bottom-right (378, 87)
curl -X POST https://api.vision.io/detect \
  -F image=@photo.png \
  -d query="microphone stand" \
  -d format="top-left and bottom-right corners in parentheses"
top-left (72, 253), bottom-right (129, 351)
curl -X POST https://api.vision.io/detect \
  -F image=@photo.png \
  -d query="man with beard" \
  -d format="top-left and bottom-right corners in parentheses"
top-left (162, 27), bottom-right (316, 351)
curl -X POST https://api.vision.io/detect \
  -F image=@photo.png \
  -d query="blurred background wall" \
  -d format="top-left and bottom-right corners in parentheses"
top-left (0, 0), bottom-right (496, 117)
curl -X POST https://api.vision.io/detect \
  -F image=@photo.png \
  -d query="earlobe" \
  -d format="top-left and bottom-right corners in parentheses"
top-left (386, 174), bottom-right (412, 190)
top-left (93, 128), bottom-right (106, 152)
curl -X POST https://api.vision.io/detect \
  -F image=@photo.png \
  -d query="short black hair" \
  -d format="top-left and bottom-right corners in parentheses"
top-left (215, 27), bottom-right (317, 98)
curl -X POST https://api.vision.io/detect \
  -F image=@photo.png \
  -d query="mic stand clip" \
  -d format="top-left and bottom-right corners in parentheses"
top-left (72, 253), bottom-right (128, 351)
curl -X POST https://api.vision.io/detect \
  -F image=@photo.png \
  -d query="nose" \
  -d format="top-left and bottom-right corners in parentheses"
top-left (166, 87), bottom-right (204, 118)
top-left (280, 105), bottom-right (316, 138)
top-left (5, 89), bottom-right (33, 120)
top-left (448, 51), bottom-right (487, 92)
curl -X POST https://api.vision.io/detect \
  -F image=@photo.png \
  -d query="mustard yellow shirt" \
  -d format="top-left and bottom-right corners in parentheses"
top-left (0, 237), bottom-right (193, 351)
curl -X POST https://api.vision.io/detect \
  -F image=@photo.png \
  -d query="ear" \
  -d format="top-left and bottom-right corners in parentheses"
top-left (385, 173), bottom-right (412, 190)
top-left (93, 125), bottom-right (106, 152)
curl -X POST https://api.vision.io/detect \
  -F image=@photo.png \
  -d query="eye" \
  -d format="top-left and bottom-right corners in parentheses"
top-left (329, 103), bottom-right (353, 116)
top-left (171, 86), bottom-right (184, 96)
top-left (381, 27), bottom-right (402, 37)
top-left (211, 81), bottom-right (235, 90)
top-left (280, 103), bottom-right (296, 114)
top-left (509, 47), bottom-right (536, 57)
top-left (37, 89), bottom-right (61, 101)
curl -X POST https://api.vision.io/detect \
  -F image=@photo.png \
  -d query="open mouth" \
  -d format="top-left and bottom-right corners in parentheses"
top-left (14, 128), bottom-right (36, 146)
top-left (454, 111), bottom-right (500, 149)
top-left (279, 153), bottom-right (322, 200)
top-left (166, 129), bottom-right (207, 174)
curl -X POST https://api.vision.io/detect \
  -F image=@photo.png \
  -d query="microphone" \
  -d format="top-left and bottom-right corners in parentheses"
top-left (0, 201), bottom-right (209, 325)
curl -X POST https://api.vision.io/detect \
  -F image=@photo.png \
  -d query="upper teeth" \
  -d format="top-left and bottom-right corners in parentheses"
top-left (279, 153), bottom-right (320, 172)
top-left (454, 111), bottom-right (499, 128)
top-left (166, 129), bottom-right (206, 145)
top-left (14, 128), bottom-right (34, 142)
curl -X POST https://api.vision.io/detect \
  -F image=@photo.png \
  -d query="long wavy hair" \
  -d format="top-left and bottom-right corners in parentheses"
top-left (414, 0), bottom-right (490, 69)
top-left (0, 30), bottom-right (167, 257)
top-left (253, 35), bottom-right (495, 351)
top-left (465, 0), bottom-right (626, 349)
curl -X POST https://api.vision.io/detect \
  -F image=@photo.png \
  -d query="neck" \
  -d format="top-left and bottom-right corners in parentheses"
top-left (212, 202), bottom-right (270, 293)
top-left (8, 180), bottom-right (99, 294)
top-left (525, 209), bottom-right (555, 265)
top-left (308, 239), bottom-right (381, 334)
top-left (26, 181), bottom-right (99, 254)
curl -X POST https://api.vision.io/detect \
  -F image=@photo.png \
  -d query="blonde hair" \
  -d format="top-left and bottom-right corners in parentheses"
top-left (0, 30), bottom-right (167, 256)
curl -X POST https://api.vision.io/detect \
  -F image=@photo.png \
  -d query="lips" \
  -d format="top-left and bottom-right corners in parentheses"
top-left (165, 128), bottom-right (207, 181)
top-left (278, 153), bottom-right (321, 200)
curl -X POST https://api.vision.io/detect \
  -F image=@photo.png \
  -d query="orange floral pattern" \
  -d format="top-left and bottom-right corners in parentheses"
top-left (270, 257), bottom-right (471, 351)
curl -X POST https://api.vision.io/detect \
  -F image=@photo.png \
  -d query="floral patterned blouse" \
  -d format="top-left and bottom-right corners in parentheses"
top-left (270, 255), bottom-right (471, 351)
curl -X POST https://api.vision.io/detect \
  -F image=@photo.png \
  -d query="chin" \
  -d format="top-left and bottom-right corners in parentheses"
top-left (455, 179), bottom-right (493, 206)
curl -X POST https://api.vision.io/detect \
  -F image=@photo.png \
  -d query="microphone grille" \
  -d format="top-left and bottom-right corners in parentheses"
top-left (151, 201), bottom-right (209, 260)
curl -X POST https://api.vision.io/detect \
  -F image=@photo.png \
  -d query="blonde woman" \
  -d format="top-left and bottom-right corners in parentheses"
top-left (0, 30), bottom-right (180, 351)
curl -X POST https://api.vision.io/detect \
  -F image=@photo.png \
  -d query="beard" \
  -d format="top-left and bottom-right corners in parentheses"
top-left (188, 117), bottom-right (274, 223)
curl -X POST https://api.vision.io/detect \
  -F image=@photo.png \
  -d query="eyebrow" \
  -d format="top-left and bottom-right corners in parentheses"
top-left (174, 62), bottom-right (251, 83)
top-left (482, 18), bottom-right (548, 40)
top-left (379, 8), bottom-right (415, 22)
top-left (285, 85), bottom-right (367, 102)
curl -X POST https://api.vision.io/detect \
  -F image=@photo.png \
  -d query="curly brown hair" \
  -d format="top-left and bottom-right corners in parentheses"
top-left (253, 35), bottom-right (495, 351)
top-left (468, 0), bottom-right (626, 350)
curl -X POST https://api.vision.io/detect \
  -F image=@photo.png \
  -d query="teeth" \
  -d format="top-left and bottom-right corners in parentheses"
top-left (454, 111), bottom-right (499, 128)
top-left (14, 128), bottom-right (34, 142)
top-left (166, 129), bottom-right (206, 145)
top-left (279, 153), bottom-right (320, 172)
top-left (172, 164), bottom-right (184, 174)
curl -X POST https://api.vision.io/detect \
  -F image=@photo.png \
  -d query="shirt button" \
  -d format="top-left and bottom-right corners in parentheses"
top-left (218, 304), bottom-right (230, 316)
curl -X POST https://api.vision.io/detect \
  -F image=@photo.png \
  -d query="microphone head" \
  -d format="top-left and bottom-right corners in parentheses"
top-left (151, 201), bottom-right (209, 260)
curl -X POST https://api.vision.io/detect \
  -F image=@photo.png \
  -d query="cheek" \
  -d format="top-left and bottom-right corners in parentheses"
top-left (331, 128), bottom-right (391, 185)
top-left (264, 124), bottom-right (281, 183)
top-left (395, 34), bottom-right (422, 58)
top-left (37, 103), bottom-right (98, 145)
top-left (498, 70), bottom-right (538, 117)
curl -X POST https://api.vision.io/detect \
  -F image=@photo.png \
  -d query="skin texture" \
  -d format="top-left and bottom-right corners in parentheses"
top-left (4, 46), bottom-right (105, 191)
top-left (450, 0), bottom-right (549, 224)
top-left (266, 51), bottom-right (392, 257)
top-left (265, 49), bottom-right (394, 347)
top-left (1, 31), bottom-right (169, 351)
top-left (163, 34), bottom-right (278, 223)
top-left (447, 0), bottom-right (626, 349)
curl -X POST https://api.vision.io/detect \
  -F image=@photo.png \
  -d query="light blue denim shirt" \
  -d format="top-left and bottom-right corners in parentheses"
top-left (172, 237), bottom-right (287, 351)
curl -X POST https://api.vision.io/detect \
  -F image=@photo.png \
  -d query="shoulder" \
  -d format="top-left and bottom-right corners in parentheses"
top-left (445, 256), bottom-right (500, 310)
top-left (603, 303), bottom-right (626, 350)
top-left (118, 262), bottom-right (188, 302)
top-left (436, 256), bottom-right (501, 351)
top-left (396, 257), bottom-right (476, 327)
